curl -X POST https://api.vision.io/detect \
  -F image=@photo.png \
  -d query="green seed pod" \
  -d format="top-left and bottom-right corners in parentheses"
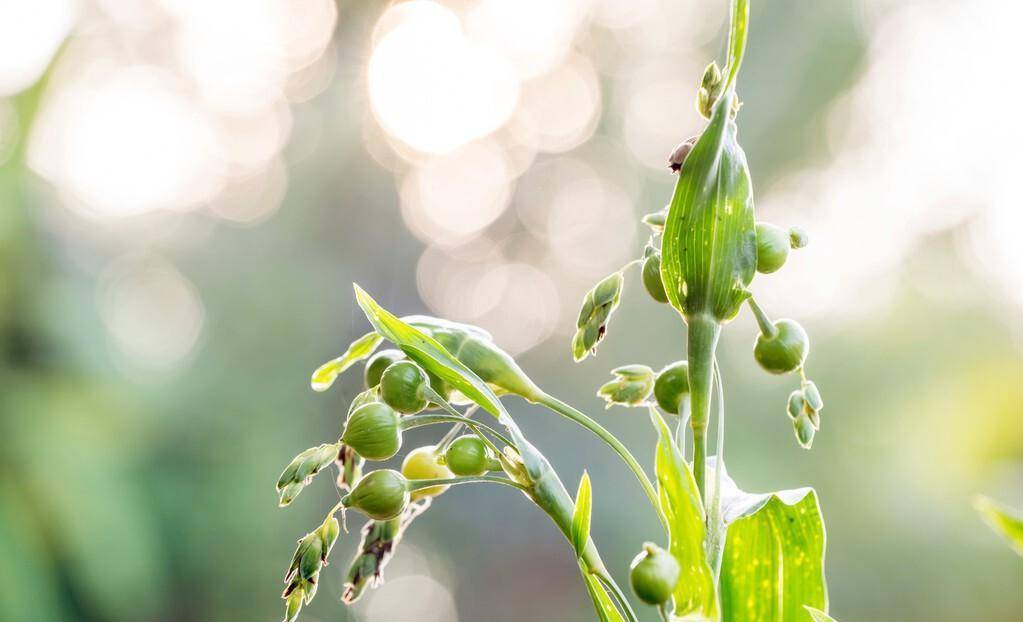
top-left (445, 435), bottom-right (490, 476)
top-left (597, 364), bottom-right (655, 408)
top-left (755, 222), bottom-right (791, 274)
top-left (457, 335), bottom-right (543, 401)
top-left (793, 410), bottom-right (815, 449)
top-left (653, 361), bottom-right (691, 416)
top-left (629, 542), bottom-right (680, 606)
top-left (342, 402), bottom-right (402, 460)
top-left (380, 361), bottom-right (430, 414)
top-left (641, 207), bottom-right (668, 233)
top-left (753, 319), bottom-right (809, 375)
top-left (786, 390), bottom-right (804, 421)
top-left (342, 469), bottom-right (410, 520)
top-left (364, 349), bottom-right (404, 389)
top-left (572, 272), bottom-right (624, 362)
top-left (401, 445), bottom-right (453, 500)
top-left (789, 226), bottom-right (809, 249)
top-left (802, 380), bottom-right (823, 412)
top-left (642, 250), bottom-right (669, 304)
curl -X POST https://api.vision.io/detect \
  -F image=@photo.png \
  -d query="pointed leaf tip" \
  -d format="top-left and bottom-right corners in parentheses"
top-left (572, 471), bottom-right (593, 559)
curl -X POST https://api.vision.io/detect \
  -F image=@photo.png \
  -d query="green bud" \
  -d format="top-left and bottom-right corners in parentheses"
top-left (380, 361), bottom-right (431, 414)
top-left (755, 222), bottom-right (791, 274)
top-left (802, 380), bottom-right (823, 412)
top-left (597, 364), bottom-right (655, 408)
top-left (444, 435), bottom-right (490, 476)
top-left (342, 469), bottom-right (410, 520)
top-left (299, 533), bottom-right (323, 581)
top-left (786, 390), bottom-right (804, 421)
top-left (284, 588), bottom-right (304, 622)
top-left (642, 250), bottom-right (669, 304)
top-left (457, 335), bottom-right (542, 400)
top-left (572, 272), bottom-right (624, 362)
top-left (276, 444), bottom-right (339, 507)
top-left (629, 542), bottom-right (680, 605)
top-left (653, 361), bottom-right (691, 415)
top-left (753, 319), bottom-right (809, 375)
top-left (335, 444), bottom-right (364, 492)
top-left (794, 410), bottom-right (815, 449)
top-left (789, 226), bottom-right (809, 249)
top-left (342, 402), bottom-right (402, 460)
top-left (701, 61), bottom-right (722, 90)
top-left (697, 87), bottom-right (712, 118)
top-left (401, 445), bottom-right (453, 500)
top-left (364, 349), bottom-right (404, 389)
top-left (641, 207), bottom-right (668, 233)
top-left (319, 517), bottom-right (341, 560)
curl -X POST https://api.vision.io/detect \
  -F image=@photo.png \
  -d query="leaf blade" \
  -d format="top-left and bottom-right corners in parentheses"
top-left (805, 607), bottom-right (838, 622)
top-left (649, 407), bottom-right (717, 619)
top-left (310, 331), bottom-right (383, 392)
top-left (572, 471), bottom-right (593, 559)
top-left (717, 465), bottom-right (828, 622)
top-left (582, 569), bottom-right (626, 622)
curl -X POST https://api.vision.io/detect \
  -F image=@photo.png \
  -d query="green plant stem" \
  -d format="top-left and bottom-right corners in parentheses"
top-left (595, 572), bottom-right (639, 622)
top-left (686, 313), bottom-right (721, 504)
top-left (406, 475), bottom-right (529, 492)
top-left (657, 603), bottom-right (670, 622)
top-left (400, 413), bottom-right (512, 450)
top-left (435, 405), bottom-right (477, 452)
top-left (707, 357), bottom-right (727, 576)
top-left (536, 393), bottom-right (668, 534)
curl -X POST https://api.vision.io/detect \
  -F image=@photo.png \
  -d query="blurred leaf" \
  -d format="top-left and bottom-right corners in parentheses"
top-left (717, 462), bottom-right (827, 622)
top-left (572, 471), bottom-right (592, 558)
top-left (974, 495), bottom-right (1023, 557)
top-left (581, 570), bottom-right (626, 622)
top-left (0, 479), bottom-right (67, 622)
top-left (805, 607), bottom-right (838, 622)
top-left (310, 331), bottom-right (383, 392)
top-left (649, 408), bottom-right (717, 619)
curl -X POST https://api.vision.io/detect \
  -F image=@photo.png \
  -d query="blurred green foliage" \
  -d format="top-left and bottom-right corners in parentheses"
top-left (1, 2), bottom-right (1022, 621)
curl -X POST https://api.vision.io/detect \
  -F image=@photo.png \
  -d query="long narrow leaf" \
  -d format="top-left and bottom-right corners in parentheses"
top-left (649, 408), bottom-right (717, 619)
top-left (974, 495), bottom-right (1023, 557)
top-left (715, 460), bottom-right (827, 622)
top-left (572, 471), bottom-right (593, 559)
top-left (310, 331), bottom-right (382, 392)
top-left (582, 569), bottom-right (626, 622)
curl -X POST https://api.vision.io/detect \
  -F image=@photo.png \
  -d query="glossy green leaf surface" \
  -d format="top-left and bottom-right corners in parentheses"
top-left (717, 462), bottom-right (827, 622)
top-left (353, 286), bottom-right (508, 422)
top-left (649, 408), bottom-right (717, 619)
top-left (660, 0), bottom-right (755, 324)
top-left (310, 331), bottom-right (383, 392)
top-left (572, 471), bottom-right (593, 559)
top-left (975, 495), bottom-right (1023, 557)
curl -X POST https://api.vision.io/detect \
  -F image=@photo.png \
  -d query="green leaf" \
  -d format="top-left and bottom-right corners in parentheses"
top-left (723, 0), bottom-right (749, 91)
top-left (974, 495), bottom-right (1023, 557)
top-left (648, 408), bottom-right (717, 619)
top-left (805, 607), bottom-right (838, 622)
top-left (572, 471), bottom-right (593, 559)
top-left (310, 331), bottom-right (383, 392)
top-left (353, 285), bottom-right (507, 421)
top-left (582, 568), bottom-right (626, 622)
top-left (716, 461), bottom-right (828, 622)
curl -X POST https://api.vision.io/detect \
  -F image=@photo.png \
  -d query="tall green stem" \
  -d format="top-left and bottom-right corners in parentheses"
top-left (686, 314), bottom-right (721, 504)
top-left (536, 393), bottom-right (668, 534)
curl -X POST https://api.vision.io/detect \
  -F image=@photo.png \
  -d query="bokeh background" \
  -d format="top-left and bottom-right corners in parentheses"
top-left (1, 0), bottom-right (1022, 620)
